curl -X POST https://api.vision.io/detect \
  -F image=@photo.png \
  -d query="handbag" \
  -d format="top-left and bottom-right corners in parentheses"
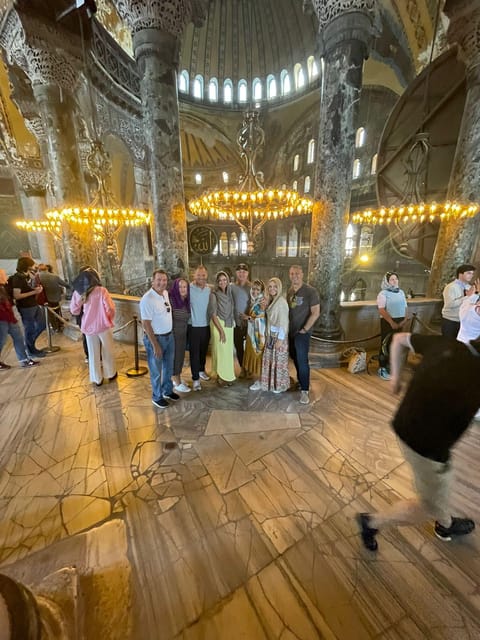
top-left (342, 347), bottom-right (367, 374)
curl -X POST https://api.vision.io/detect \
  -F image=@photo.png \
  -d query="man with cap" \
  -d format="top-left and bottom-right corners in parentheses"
top-left (231, 263), bottom-right (251, 377)
top-left (441, 264), bottom-right (477, 338)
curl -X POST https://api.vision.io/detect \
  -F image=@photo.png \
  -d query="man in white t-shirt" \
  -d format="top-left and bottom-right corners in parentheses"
top-left (441, 264), bottom-right (476, 338)
top-left (140, 269), bottom-right (179, 409)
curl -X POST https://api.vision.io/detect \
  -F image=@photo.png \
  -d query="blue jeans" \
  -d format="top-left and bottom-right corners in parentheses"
top-left (289, 332), bottom-right (311, 391)
top-left (18, 305), bottom-right (46, 355)
top-left (0, 321), bottom-right (29, 362)
top-left (144, 333), bottom-right (174, 401)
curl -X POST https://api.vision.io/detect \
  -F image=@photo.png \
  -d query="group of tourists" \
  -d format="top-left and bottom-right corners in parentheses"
top-left (139, 263), bottom-right (320, 410)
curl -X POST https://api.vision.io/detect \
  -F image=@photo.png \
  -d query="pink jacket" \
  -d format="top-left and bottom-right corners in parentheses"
top-left (70, 286), bottom-right (115, 336)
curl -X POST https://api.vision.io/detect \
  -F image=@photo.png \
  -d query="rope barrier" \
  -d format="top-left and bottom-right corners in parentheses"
top-left (112, 318), bottom-right (136, 334)
top-left (410, 312), bottom-right (441, 335)
top-left (311, 332), bottom-right (381, 345)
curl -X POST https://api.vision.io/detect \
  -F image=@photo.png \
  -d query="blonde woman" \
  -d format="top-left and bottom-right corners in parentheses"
top-left (257, 277), bottom-right (289, 393)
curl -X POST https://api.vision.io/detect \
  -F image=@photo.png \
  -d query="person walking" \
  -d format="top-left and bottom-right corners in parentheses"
top-left (256, 277), bottom-right (289, 394)
top-left (9, 256), bottom-right (46, 358)
top-left (70, 268), bottom-right (117, 386)
top-left (189, 266), bottom-right (211, 390)
top-left (441, 264), bottom-right (477, 338)
top-left (231, 263), bottom-right (251, 377)
top-left (243, 279), bottom-right (266, 384)
top-left (357, 330), bottom-right (480, 551)
top-left (140, 270), bottom-right (179, 409)
top-left (169, 277), bottom-right (191, 393)
top-left (376, 271), bottom-right (409, 380)
top-left (0, 269), bottom-right (38, 369)
top-left (208, 271), bottom-right (236, 386)
top-left (287, 265), bottom-right (320, 404)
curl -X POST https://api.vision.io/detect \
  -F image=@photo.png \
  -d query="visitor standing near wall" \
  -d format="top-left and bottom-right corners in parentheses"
top-left (9, 256), bottom-right (46, 359)
top-left (287, 265), bottom-right (320, 405)
top-left (169, 277), bottom-right (191, 393)
top-left (258, 277), bottom-right (290, 394)
top-left (38, 264), bottom-right (69, 332)
top-left (189, 265), bottom-right (211, 391)
top-left (441, 264), bottom-right (477, 338)
top-left (139, 269), bottom-right (179, 409)
top-left (231, 263), bottom-right (251, 378)
top-left (208, 270), bottom-right (236, 386)
top-left (70, 269), bottom-right (117, 387)
top-left (0, 269), bottom-right (39, 369)
top-left (357, 331), bottom-right (480, 551)
top-left (376, 271), bottom-right (409, 381)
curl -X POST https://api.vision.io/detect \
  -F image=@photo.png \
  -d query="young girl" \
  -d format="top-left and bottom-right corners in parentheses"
top-left (243, 279), bottom-right (266, 385)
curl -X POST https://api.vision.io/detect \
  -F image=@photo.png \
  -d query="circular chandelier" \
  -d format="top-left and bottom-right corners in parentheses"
top-left (351, 201), bottom-right (479, 226)
top-left (189, 110), bottom-right (313, 250)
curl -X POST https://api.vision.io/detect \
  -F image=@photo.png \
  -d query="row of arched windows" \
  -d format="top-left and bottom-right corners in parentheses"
top-left (353, 154), bottom-right (378, 179)
top-left (292, 176), bottom-right (311, 193)
top-left (178, 57), bottom-right (319, 103)
top-left (213, 231), bottom-right (249, 256)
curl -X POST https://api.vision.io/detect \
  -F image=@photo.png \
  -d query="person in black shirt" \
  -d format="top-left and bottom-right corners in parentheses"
top-left (357, 332), bottom-right (480, 551)
top-left (10, 257), bottom-right (46, 358)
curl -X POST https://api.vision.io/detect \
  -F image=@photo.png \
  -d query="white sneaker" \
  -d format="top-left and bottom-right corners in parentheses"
top-left (193, 380), bottom-right (201, 391)
top-left (249, 380), bottom-right (262, 391)
top-left (174, 382), bottom-right (191, 393)
top-left (199, 371), bottom-right (210, 381)
top-left (377, 367), bottom-right (391, 381)
top-left (299, 390), bottom-right (310, 405)
top-left (474, 409), bottom-right (480, 421)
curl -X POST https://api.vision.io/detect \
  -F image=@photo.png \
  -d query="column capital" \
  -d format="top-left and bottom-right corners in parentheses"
top-left (307, 0), bottom-right (380, 58)
top-left (0, 9), bottom-right (78, 90)
top-left (112, 0), bottom-right (207, 38)
top-left (14, 164), bottom-right (47, 197)
top-left (444, 0), bottom-right (480, 74)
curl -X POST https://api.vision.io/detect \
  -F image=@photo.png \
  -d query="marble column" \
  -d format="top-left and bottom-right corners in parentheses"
top-left (18, 186), bottom-right (58, 269)
top-left (307, 0), bottom-right (378, 349)
top-left (113, 0), bottom-right (207, 277)
top-left (428, 0), bottom-right (480, 297)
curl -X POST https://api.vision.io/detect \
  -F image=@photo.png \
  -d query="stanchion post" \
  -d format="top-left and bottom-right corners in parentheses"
top-left (126, 315), bottom-right (148, 377)
top-left (42, 304), bottom-right (60, 353)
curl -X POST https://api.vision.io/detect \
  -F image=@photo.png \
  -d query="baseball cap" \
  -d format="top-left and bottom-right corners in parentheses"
top-left (236, 263), bottom-right (249, 271)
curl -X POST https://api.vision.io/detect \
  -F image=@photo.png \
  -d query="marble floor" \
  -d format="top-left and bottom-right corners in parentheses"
top-left (0, 334), bottom-right (480, 639)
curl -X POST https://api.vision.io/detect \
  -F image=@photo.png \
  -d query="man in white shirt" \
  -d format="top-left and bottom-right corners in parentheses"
top-left (441, 264), bottom-right (476, 338)
top-left (140, 270), bottom-right (179, 409)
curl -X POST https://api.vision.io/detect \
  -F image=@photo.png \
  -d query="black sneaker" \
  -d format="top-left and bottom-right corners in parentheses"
top-left (434, 517), bottom-right (475, 541)
top-left (356, 513), bottom-right (378, 551)
top-left (152, 398), bottom-right (169, 409)
top-left (21, 359), bottom-right (39, 368)
top-left (163, 392), bottom-right (180, 401)
top-left (0, 362), bottom-right (11, 370)
top-left (30, 349), bottom-right (46, 358)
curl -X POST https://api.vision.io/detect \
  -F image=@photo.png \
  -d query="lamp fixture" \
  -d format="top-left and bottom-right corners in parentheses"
top-left (188, 110), bottom-right (313, 252)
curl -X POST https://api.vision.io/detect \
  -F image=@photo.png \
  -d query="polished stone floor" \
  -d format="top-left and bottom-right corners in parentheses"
top-left (0, 334), bottom-right (479, 639)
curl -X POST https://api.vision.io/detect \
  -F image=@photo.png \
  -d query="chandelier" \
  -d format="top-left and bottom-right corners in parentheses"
top-left (188, 110), bottom-right (313, 252)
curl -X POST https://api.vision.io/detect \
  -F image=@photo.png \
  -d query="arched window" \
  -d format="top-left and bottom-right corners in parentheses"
top-left (287, 225), bottom-right (298, 257)
top-left (276, 225), bottom-right (287, 257)
top-left (292, 180), bottom-right (298, 191)
top-left (355, 127), bottom-right (366, 148)
top-left (352, 159), bottom-right (361, 179)
top-left (230, 232), bottom-right (239, 256)
top-left (240, 231), bottom-right (248, 255)
top-left (224, 78), bottom-right (233, 103)
top-left (307, 56), bottom-right (318, 81)
top-left (267, 74), bottom-right (277, 99)
top-left (219, 231), bottom-right (229, 256)
top-left (293, 154), bottom-right (300, 172)
top-left (178, 70), bottom-right (189, 93)
top-left (280, 69), bottom-right (291, 95)
top-left (222, 171), bottom-right (229, 184)
top-left (299, 224), bottom-right (310, 257)
top-left (345, 223), bottom-right (355, 257)
top-left (294, 63), bottom-right (305, 89)
top-left (193, 75), bottom-right (203, 99)
top-left (371, 153), bottom-right (378, 175)
top-left (195, 173), bottom-right (202, 185)
top-left (304, 176), bottom-right (311, 193)
top-left (238, 79), bottom-right (248, 103)
top-left (208, 77), bottom-right (218, 101)
top-left (307, 138), bottom-right (315, 164)
top-left (252, 77), bottom-right (262, 101)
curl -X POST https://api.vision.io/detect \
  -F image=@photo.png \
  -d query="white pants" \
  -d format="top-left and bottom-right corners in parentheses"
top-left (86, 329), bottom-right (116, 384)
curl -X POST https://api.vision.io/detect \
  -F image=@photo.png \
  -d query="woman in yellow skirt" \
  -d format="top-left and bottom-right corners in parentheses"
top-left (208, 271), bottom-right (236, 386)
top-left (243, 279), bottom-right (266, 384)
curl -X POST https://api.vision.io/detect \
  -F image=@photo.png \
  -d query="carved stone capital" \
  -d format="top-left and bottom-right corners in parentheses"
top-left (444, 0), bottom-right (480, 74)
top-left (112, 0), bottom-right (207, 38)
top-left (0, 9), bottom-right (79, 90)
top-left (14, 164), bottom-right (47, 197)
top-left (307, 0), bottom-right (380, 58)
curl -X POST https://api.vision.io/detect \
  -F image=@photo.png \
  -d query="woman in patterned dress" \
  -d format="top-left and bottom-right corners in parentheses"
top-left (259, 277), bottom-right (289, 393)
top-left (244, 279), bottom-right (267, 387)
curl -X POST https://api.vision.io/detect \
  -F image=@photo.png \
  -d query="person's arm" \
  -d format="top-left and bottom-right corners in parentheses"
top-left (69, 291), bottom-right (83, 315)
top-left (13, 286), bottom-right (42, 301)
top-left (211, 313), bottom-right (226, 343)
top-left (299, 303), bottom-right (320, 334)
top-left (389, 332), bottom-right (414, 394)
top-left (443, 282), bottom-right (468, 312)
top-left (142, 319), bottom-right (162, 358)
top-left (102, 289), bottom-right (116, 320)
